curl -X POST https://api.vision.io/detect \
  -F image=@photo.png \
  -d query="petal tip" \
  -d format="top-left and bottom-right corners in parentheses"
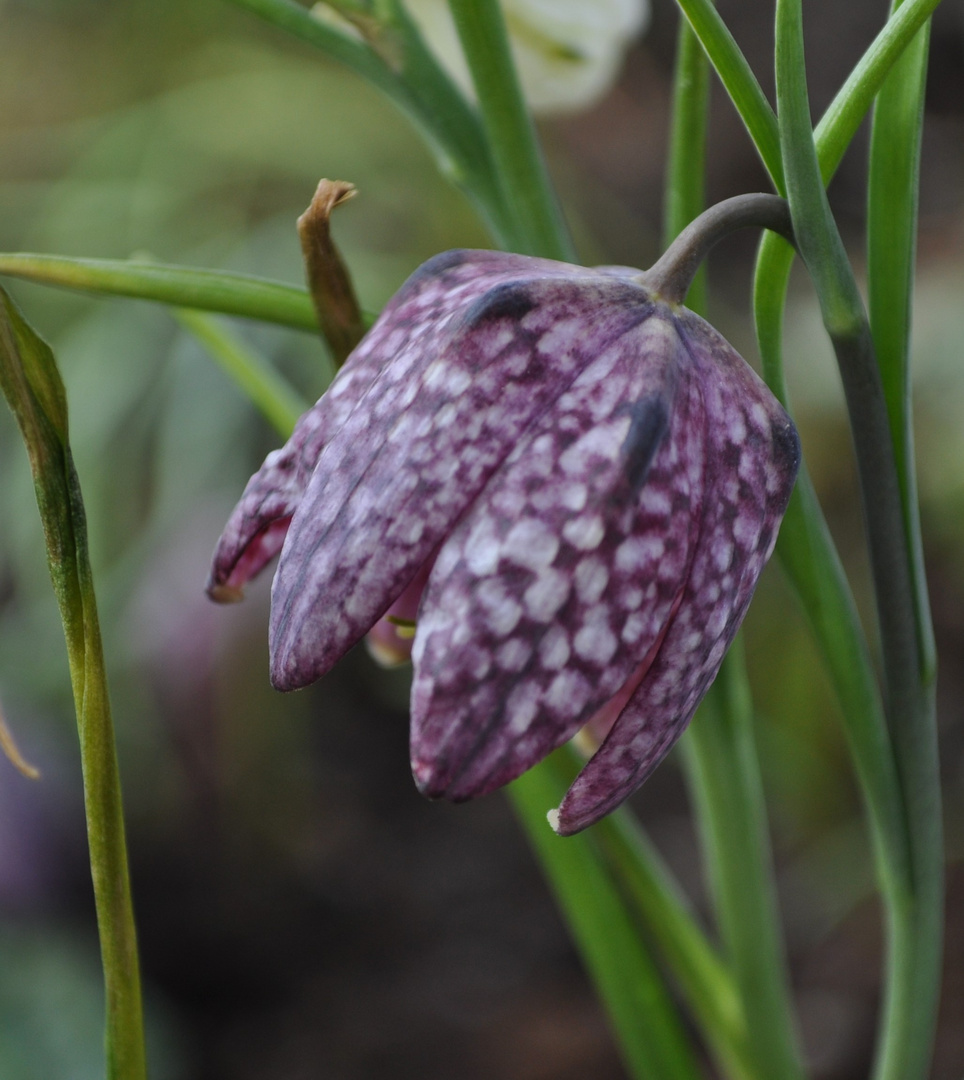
top-left (546, 807), bottom-right (562, 834)
top-left (207, 581), bottom-right (245, 604)
top-left (268, 639), bottom-right (312, 693)
top-left (411, 755), bottom-right (447, 800)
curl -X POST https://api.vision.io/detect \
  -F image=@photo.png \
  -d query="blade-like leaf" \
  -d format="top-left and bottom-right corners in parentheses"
top-left (867, 12), bottom-right (935, 680)
top-left (867, 9), bottom-right (943, 1080)
top-left (0, 253), bottom-right (319, 331)
top-left (174, 309), bottom-right (310, 439)
top-left (663, 15), bottom-right (804, 1078)
top-left (224, 0), bottom-right (510, 243)
top-left (673, 0), bottom-right (783, 191)
top-left (511, 754), bottom-right (704, 1080)
top-left (0, 287), bottom-right (146, 1080)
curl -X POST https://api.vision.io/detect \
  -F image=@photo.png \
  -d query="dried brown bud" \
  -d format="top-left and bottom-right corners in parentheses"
top-left (297, 179), bottom-right (365, 366)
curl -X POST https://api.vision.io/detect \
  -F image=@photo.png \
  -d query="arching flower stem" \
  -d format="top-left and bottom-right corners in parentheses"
top-left (642, 193), bottom-right (795, 306)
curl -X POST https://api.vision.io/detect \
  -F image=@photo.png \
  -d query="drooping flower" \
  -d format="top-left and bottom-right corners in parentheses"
top-left (208, 248), bottom-right (799, 834)
top-left (401, 0), bottom-right (650, 115)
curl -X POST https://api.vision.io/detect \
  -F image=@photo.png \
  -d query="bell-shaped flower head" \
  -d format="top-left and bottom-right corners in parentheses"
top-left (208, 247), bottom-right (799, 834)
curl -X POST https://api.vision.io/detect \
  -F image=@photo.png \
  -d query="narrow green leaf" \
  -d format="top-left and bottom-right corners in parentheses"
top-left (447, 0), bottom-right (575, 260)
top-left (223, 0), bottom-right (511, 243)
top-left (663, 15), bottom-right (710, 307)
top-left (675, 0), bottom-right (940, 201)
top-left (593, 811), bottom-right (755, 1080)
top-left (867, 8), bottom-right (943, 1079)
top-left (511, 756), bottom-right (704, 1080)
top-left (174, 309), bottom-right (310, 439)
top-left (816, 0), bottom-right (941, 184)
top-left (774, 4), bottom-right (942, 1077)
top-left (0, 253), bottom-right (320, 331)
top-left (0, 287), bottom-right (146, 1080)
top-left (673, 0), bottom-right (783, 192)
top-left (867, 12), bottom-right (935, 682)
top-left (683, 646), bottom-right (806, 1080)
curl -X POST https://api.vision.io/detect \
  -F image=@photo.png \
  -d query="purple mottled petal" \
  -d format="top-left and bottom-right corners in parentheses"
top-left (409, 314), bottom-right (708, 800)
top-left (208, 250), bottom-right (565, 598)
top-left (552, 307), bottom-right (799, 835)
top-left (270, 270), bottom-right (658, 690)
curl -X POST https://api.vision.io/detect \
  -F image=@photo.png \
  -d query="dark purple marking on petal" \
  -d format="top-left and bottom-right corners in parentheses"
top-left (551, 305), bottom-right (799, 835)
top-left (620, 394), bottom-right (670, 494)
top-left (270, 270), bottom-right (658, 691)
top-left (459, 280), bottom-right (540, 325)
top-left (409, 314), bottom-right (708, 800)
top-left (207, 250), bottom-right (580, 599)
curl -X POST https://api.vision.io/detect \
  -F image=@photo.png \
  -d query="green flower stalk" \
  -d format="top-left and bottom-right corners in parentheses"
top-left (0, 287), bottom-right (146, 1080)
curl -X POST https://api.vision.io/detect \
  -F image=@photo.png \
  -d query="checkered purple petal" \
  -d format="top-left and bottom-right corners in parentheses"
top-left (552, 308), bottom-right (800, 834)
top-left (409, 314), bottom-right (707, 800)
top-left (269, 270), bottom-right (655, 690)
top-left (208, 250), bottom-right (580, 597)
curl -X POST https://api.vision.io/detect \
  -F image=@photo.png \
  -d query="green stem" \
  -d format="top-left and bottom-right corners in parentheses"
top-left (512, 757), bottom-right (704, 1080)
top-left (867, 7), bottom-right (943, 1078)
top-left (775, 3), bottom-right (941, 1077)
top-left (174, 309), bottom-right (310, 438)
top-left (447, 0), bottom-right (575, 260)
top-left (684, 647), bottom-right (805, 1080)
top-left (593, 810), bottom-right (755, 1080)
top-left (751, 7), bottom-right (943, 1057)
top-left (664, 22), bottom-right (803, 1077)
top-left (776, 0), bottom-right (918, 712)
top-left (673, 0), bottom-right (783, 192)
top-left (0, 290), bottom-right (146, 1080)
top-left (224, 0), bottom-right (511, 243)
top-left (0, 253), bottom-right (320, 331)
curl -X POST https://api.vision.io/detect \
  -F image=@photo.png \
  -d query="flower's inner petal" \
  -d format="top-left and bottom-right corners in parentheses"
top-left (365, 557), bottom-right (433, 668)
top-left (410, 315), bottom-right (707, 800)
top-left (270, 269), bottom-right (656, 691)
top-left (208, 250), bottom-right (566, 598)
top-left (209, 516), bottom-right (293, 602)
top-left (579, 585), bottom-right (682, 748)
top-left (551, 312), bottom-right (800, 835)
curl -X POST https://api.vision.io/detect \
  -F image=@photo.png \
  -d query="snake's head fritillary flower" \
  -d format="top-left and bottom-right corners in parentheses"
top-left (208, 249), bottom-right (799, 834)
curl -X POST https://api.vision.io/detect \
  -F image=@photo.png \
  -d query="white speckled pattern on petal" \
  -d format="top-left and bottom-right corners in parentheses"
top-left (269, 264), bottom-right (655, 690)
top-left (208, 250), bottom-right (583, 597)
top-left (208, 248), bottom-right (800, 836)
top-left (551, 305), bottom-right (799, 834)
top-left (410, 315), bottom-right (706, 799)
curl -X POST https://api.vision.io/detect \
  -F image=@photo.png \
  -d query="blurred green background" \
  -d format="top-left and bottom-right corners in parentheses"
top-left (0, 1), bottom-right (962, 1077)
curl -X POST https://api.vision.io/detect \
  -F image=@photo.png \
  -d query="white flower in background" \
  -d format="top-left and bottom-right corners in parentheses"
top-left (403, 0), bottom-right (650, 115)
